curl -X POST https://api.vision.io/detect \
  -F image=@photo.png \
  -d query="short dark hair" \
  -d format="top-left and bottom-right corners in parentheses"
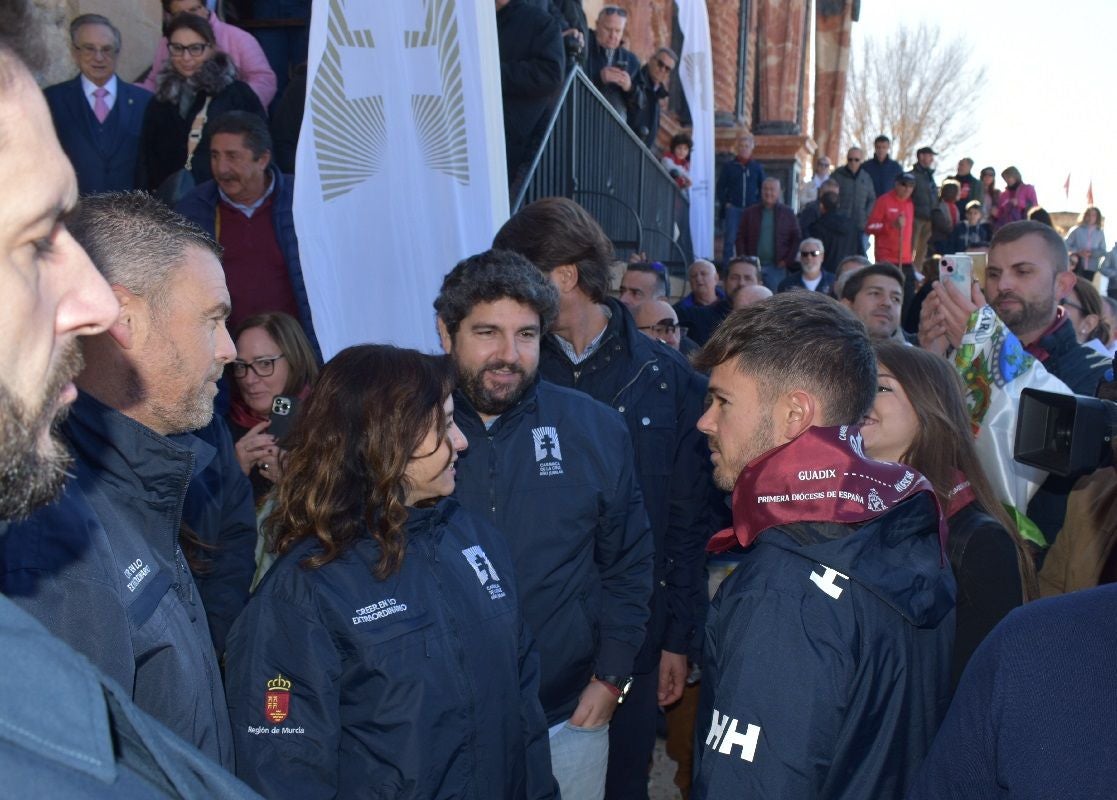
top-left (166, 12), bottom-right (215, 46)
top-left (434, 248), bottom-right (560, 337)
top-left (626, 261), bottom-right (669, 298)
top-left (694, 292), bottom-right (876, 425)
top-left (70, 14), bottom-right (122, 52)
top-left (492, 197), bottom-right (614, 304)
top-left (669, 132), bottom-right (692, 151)
top-left (990, 220), bottom-right (1069, 272)
top-left (209, 110), bottom-right (272, 159)
top-left (68, 191), bottom-right (221, 317)
top-left (874, 134), bottom-right (890, 145)
top-left (820, 192), bottom-right (839, 213)
top-left (840, 262), bottom-right (904, 302)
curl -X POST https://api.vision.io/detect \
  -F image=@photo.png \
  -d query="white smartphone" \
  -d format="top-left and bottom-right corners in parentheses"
top-left (941, 254), bottom-right (973, 292)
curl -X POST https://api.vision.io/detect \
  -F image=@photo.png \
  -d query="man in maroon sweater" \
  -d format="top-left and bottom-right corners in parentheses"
top-left (736, 177), bottom-right (801, 292)
top-left (177, 110), bottom-right (320, 359)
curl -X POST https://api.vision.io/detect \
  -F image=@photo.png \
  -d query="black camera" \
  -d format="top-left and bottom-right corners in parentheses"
top-left (1015, 387), bottom-right (1117, 476)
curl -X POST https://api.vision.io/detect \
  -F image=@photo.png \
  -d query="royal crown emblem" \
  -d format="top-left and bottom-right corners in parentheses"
top-left (265, 674), bottom-right (292, 724)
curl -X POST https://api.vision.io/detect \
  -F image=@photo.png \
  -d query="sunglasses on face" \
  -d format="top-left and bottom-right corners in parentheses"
top-left (800, 250), bottom-right (821, 257)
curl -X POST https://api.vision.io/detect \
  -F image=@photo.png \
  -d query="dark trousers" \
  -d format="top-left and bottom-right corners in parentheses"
top-left (605, 669), bottom-right (659, 800)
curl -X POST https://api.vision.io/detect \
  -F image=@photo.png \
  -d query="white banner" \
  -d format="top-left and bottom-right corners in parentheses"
top-left (676, 0), bottom-right (714, 259)
top-left (295, 0), bottom-right (509, 358)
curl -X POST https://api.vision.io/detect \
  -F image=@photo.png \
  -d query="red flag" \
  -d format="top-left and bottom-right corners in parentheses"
top-left (1087, 180), bottom-right (1095, 207)
top-left (1064, 173), bottom-right (1071, 199)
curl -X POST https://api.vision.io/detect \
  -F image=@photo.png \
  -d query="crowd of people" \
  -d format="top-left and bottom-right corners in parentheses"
top-left (1, 1), bottom-right (1116, 800)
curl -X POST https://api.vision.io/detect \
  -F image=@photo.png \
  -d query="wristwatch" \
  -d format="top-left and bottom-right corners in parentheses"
top-left (594, 674), bottom-right (634, 704)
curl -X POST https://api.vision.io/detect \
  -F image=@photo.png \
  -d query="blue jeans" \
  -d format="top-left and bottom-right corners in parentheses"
top-left (550, 719), bottom-right (609, 800)
top-left (722, 205), bottom-right (744, 264)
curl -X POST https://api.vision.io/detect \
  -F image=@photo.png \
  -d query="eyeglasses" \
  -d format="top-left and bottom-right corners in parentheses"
top-left (799, 250), bottom-right (822, 257)
top-left (639, 323), bottom-right (687, 337)
top-left (654, 58), bottom-right (675, 71)
top-left (168, 42), bottom-right (210, 57)
top-left (818, 162), bottom-right (831, 168)
top-left (231, 354), bottom-right (285, 378)
top-left (75, 44), bottom-right (118, 58)
top-left (601, 5), bottom-right (628, 16)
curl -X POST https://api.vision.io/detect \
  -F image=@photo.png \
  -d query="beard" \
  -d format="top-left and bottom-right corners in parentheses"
top-left (0, 342), bottom-right (83, 520)
top-left (991, 290), bottom-right (1056, 337)
top-left (456, 358), bottom-right (535, 417)
top-left (709, 409), bottom-right (776, 492)
top-left (135, 331), bottom-right (219, 436)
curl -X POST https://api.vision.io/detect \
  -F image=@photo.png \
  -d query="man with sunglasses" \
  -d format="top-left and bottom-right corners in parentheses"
top-left (627, 46), bottom-right (677, 150)
top-left (833, 146), bottom-right (876, 248)
top-left (587, 5), bottom-right (639, 116)
top-left (778, 237), bottom-right (835, 294)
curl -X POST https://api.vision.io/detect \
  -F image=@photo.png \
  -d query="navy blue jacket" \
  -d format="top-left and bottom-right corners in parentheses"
top-left (777, 270), bottom-right (836, 295)
top-left (907, 585), bottom-right (1117, 800)
top-left (0, 392), bottom-right (234, 769)
top-left (540, 298), bottom-right (712, 671)
top-left (453, 379), bottom-right (654, 723)
top-left (225, 498), bottom-right (554, 799)
top-left (0, 591), bottom-right (259, 798)
top-left (44, 75), bottom-right (151, 194)
top-left (716, 157), bottom-right (766, 211)
top-left (180, 416), bottom-right (257, 657)
top-left (863, 155), bottom-right (904, 200)
top-left (693, 494), bottom-right (955, 799)
top-left (176, 165), bottom-right (322, 361)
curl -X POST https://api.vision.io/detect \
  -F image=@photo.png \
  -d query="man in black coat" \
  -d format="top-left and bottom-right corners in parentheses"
top-left (810, 191), bottom-right (864, 274)
top-left (585, 5), bottom-right (639, 116)
top-left (497, 0), bottom-right (565, 182)
top-left (627, 47), bottom-right (676, 150)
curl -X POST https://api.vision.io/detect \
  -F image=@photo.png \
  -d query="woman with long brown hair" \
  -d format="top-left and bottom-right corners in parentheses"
top-left (861, 342), bottom-right (1038, 686)
top-left (224, 344), bottom-right (554, 799)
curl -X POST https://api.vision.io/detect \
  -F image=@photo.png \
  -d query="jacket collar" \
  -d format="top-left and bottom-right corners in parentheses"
top-left (454, 375), bottom-right (541, 433)
top-left (65, 391), bottom-right (216, 500)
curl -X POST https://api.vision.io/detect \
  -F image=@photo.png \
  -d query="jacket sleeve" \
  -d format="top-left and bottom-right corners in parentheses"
top-left (861, 174), bottom-right (876, 220)
top-left (227, 26), bottom-right (278, 107)
top-left (593, 427), bottom-right (655, 678)
top-left (695, 580), bottom-right (856, 797)
top-left (661, 368), bottom-right (712, 654)
top-left (500, 13), bottom-right (564, 98)
top-left (225, 592), bottom-right (343, 800)
top-left (184, 420), bottom-right (258, 659)
top-left (777, 208), bottom-right (802, 267)
top-left (865, 196), bottom-right (886, 235)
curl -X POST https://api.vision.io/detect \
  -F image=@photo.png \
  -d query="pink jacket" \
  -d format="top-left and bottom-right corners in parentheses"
top-left (140, 15), bottom-right (276, 107)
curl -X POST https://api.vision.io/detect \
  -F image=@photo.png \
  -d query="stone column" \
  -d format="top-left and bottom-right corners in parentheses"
top-left (813, 0), bottom-right (855, 166)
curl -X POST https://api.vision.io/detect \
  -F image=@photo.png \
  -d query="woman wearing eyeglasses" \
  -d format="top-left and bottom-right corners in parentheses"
top-left (228, 312), bottom-right (319, 503)
top-left (137, 12), bottom-right (265, 193)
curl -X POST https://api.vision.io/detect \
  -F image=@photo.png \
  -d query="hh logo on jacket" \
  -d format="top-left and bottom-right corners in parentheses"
top-left (532, 426), bottom-right (564, 476)
top-left (462, 545), bottom-right (506, 600)
top-left (706, 708), bottom-right (761, 761)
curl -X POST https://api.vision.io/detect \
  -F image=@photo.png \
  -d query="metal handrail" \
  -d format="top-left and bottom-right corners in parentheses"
top-left (511, 67), bottom-right (691, 266)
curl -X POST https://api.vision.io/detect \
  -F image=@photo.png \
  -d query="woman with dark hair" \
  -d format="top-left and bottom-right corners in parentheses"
top-left (1065, 206), bottom-right (1106, 278)
top-left (227, 311), bottom-right (319, 504)
top-left (224, 344), bottom-right (553, 800)
top-left (978, 166), bottom-right (999, 223)
top-left (137, 12), bottom-right (266, 192)
top-left (861, 342), bottom-right (1038, 686)
top-left (1063, 275), bottom-right (1113, 356)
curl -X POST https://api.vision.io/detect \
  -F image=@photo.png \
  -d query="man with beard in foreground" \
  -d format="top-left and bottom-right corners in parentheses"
top-left (1, 191), bottom-right (239, 769)
top-left (691, 292), bottom-right (954, 799)
top-left (0, 3), bottom-right (257, 795)
top-left (435, 249), bottom-right (653, 800)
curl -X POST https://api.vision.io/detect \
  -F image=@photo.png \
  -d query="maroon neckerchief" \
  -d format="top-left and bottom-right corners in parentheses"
top-left (1022, 307), bottom-right (1068, 363)
top-left (946, 472), bottom-right (977, 518)
top-left (707, 425), bottom-right (947, 557)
